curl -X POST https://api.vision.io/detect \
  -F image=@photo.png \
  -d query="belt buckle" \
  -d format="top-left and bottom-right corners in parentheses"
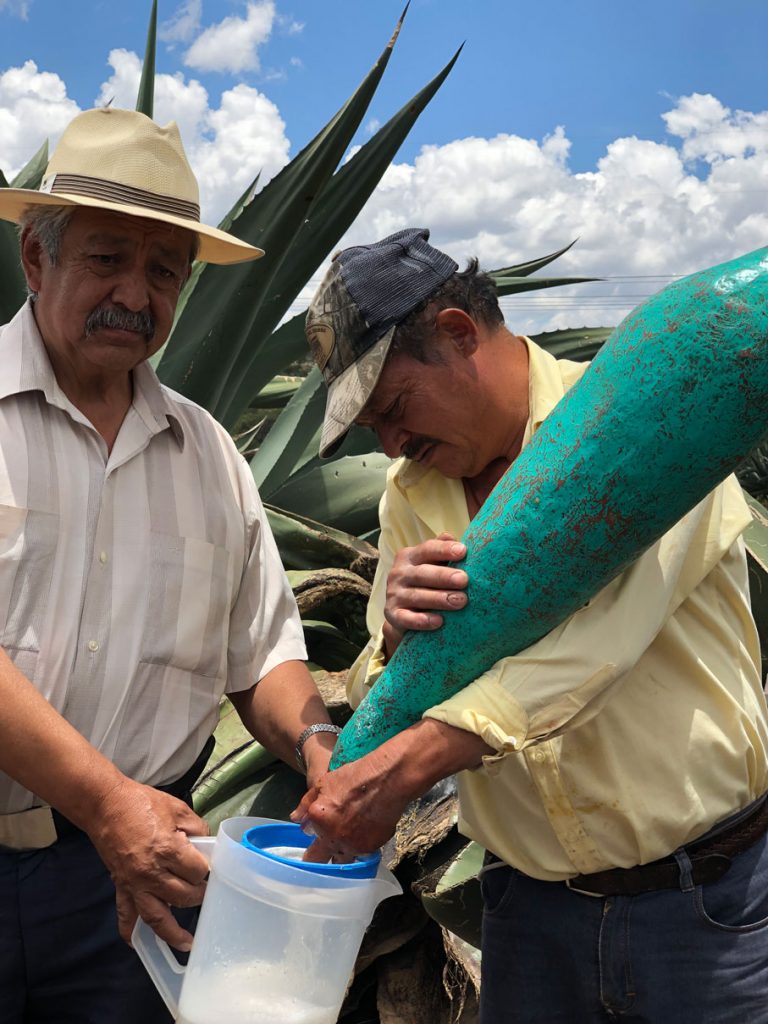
top-left (565, 878), bottom-right (607, 898)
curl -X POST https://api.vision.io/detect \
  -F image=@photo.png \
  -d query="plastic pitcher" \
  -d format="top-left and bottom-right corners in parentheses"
top-left (133, 816), bottom-right (401, 1024)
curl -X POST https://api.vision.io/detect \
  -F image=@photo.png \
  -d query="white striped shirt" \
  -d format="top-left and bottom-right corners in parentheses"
top-left (0, 301), bottom-right (306, 813)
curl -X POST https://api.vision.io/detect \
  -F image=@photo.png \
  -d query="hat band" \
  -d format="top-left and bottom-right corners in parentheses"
top-left (41, 172), bottom-right (201, 221)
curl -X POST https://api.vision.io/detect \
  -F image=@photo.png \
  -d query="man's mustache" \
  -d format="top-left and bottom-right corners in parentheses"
top-left (402, 435), bottom-right (440, 460)
top-left (85, 305), bottom-right (156, 342)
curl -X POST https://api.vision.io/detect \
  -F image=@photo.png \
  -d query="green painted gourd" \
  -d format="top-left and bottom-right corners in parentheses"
top-left (331, 247), bottom-right (768, 768)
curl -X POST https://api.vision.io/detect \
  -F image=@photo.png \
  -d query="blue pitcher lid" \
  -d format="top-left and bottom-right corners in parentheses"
top-left (241, 823), bottom-right (381, 879)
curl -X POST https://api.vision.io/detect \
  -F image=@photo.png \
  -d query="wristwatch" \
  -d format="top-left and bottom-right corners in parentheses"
top-left (294, 723), bottom-right (342, 773)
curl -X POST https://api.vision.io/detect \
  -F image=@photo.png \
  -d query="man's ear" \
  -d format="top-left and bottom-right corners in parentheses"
top-left (434, 307), bottom-right (479, 357)
top-left (20, 228), bottom-right (46, 294)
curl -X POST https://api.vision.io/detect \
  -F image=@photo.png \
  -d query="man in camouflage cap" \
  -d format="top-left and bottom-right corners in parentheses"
top-left (298, 227), bottom-right (768, 1022)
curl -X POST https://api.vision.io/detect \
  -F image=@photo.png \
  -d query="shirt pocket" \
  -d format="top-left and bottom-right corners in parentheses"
top-left (140, 531), bottom-right (234, 680)
top-left (0, 503), bottom-right (59, 653)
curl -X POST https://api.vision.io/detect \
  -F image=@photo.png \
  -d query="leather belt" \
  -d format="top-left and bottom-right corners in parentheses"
top-left (565, 797), bottom-right (768, 897)
top-left (0, 735), bottom-right (215, 852)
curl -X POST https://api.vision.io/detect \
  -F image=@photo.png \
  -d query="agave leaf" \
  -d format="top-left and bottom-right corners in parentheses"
top-left (194, 739), bottom-right (278, 816)
top-left (251, 376), bottom-right (303, 410)
top-left (217, 45), bottom-right (464, 428)
top-left (156, 9), bottom-right (409, 418)
top-left (213, 310), bottom-right (308, 403)
top-left (233, 419), bottom-right (265, 455)
top-left (532, 326), bottom-right (612, 362)
top-left (489, 240), bottom-right (578, 279)
top-left (266, 452), bottom-right (391, 536)
top-left (0, 207), bottom-right (25, 324)
top-left (289, 567), bottom-right (371, 647)
top-left (492, 274), bottom-right (598, 296)
top-left (218, 173), bottom-right (260, 235)
top-left (202, 760), bottom-right (307, 833)
top-left (135, 0), bottom-right (157, 117)
top-left (265, 504), bottom-right (377, 572)
top-left (10, 139), bottom-right (48, 190)
top-left (303, 619), bottom-right (363, 671)
top-left (418, 840), bottom-right (483, 949)
top-left (251, 365), bottom-right (381, 498)
top-left (149, 176), bottom-right (264, 373)
top-left (0, 238), bottom-right (25, 323)
top-left (275, 422), bottom-right (383, 493)
top-left (162, 172), bottom-right (263, 358)
top-left (251, 368), bottom-right (326, 491)
top-left (745, 494), bottom-right (768, 566)
top-left (0, 141), bottom-right (50, 323)
top-left (206, 697), bottom-right (253, 767)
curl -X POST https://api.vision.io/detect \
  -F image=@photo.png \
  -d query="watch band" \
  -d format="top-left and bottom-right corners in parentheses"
top-left (295, 723), bottom-right (342, 772)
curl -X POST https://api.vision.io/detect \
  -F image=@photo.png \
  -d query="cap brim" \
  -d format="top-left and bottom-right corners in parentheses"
top-left (319, 325), bottom-right (396, 458)
top-left (0, 188), bottom-right (263, 266)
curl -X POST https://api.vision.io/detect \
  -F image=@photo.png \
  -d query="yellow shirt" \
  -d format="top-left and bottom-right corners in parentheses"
top-left (347, 338), bottom-right (768, 880)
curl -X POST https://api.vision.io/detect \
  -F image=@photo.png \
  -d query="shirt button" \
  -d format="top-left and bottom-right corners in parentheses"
top-left (87, 639), bottom-right (99, 652)
top-left (532, 749), bottom-right (545, 762)
top-left (99, 551), bottom-right (108, 564)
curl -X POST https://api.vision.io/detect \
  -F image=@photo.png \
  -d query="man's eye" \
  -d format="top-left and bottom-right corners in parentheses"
top-left (91, 254), bottom-right (118, 266)
top-left (154, 265), bottom-right (179, 282)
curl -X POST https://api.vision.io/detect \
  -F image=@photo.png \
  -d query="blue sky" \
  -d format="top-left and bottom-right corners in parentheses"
top-left (1, 0), bottom-right (767, 332)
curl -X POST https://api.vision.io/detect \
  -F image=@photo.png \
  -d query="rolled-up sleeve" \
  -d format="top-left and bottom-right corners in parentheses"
top-left (351, 468), bottom-right (752, 754)
top-left (425, 477), bottom-right (752, 755)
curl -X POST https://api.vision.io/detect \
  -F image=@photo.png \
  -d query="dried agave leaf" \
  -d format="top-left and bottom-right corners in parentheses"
top-left (387, 777), bottom-right (459, 870)
top-left (376, 923), bottom-right (479, 1024)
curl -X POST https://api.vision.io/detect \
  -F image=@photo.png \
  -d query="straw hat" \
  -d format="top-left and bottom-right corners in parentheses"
top-left (0, 107), bottom-right (263, 265)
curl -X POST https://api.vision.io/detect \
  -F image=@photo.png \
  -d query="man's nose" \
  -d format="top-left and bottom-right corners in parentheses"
top-left (377, 421), bottom-right (409, 459)
top-left (110, 267), bottom-right (150, 312)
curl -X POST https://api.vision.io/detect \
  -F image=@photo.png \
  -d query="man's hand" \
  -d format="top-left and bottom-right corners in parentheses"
top-left (383, 533), bottom-right (468, 658)
top-left (291, 750), bottom-right (410, 862)
top-left (86, 778), bottom-right (210, 949)
top-left (290, 719), bottom-right (494, 862)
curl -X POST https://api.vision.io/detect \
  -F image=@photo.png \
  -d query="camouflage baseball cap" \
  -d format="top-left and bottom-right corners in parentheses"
top-left (306, 228), bottom-right (458, 458)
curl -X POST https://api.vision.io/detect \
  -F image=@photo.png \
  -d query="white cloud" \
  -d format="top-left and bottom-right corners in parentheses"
top-left (159, 0), bottom-right (202, 45)
top-left (0, 0), bottom-right (30, 19)
top-left (663, 91), bottom-right (768, 164)
top-left (278, 15), bottom-right (304, 35)
top-left (184, 1), bottom-right (275, 75)
top-left (301, 93), bottom-right (768, 334)
top-left (365, 118), bottom-right (380, 136)
top-left (0, 60), bottom-right (79, 178)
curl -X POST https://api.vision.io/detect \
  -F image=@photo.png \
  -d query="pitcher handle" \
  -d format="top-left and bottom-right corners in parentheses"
top-left (131, 835), bottom-right (216, 1017)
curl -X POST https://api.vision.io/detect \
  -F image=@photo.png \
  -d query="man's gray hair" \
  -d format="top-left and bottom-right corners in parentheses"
top-left (18, 205), bottom-right (75, 266)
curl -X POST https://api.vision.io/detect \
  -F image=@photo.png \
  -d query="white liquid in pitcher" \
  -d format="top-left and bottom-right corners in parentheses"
top-left (178, 967), bottom-right (338, 1024)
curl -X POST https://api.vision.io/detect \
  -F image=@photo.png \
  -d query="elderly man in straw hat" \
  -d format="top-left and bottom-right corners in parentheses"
top-left (0, 107), bottom-right (339, 1022)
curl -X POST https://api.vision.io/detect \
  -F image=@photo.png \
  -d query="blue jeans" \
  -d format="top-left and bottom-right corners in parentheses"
top-left (0, 828), bottom-right (180, 1023)
top-left (480, 833), bottom-right (768, 1022)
